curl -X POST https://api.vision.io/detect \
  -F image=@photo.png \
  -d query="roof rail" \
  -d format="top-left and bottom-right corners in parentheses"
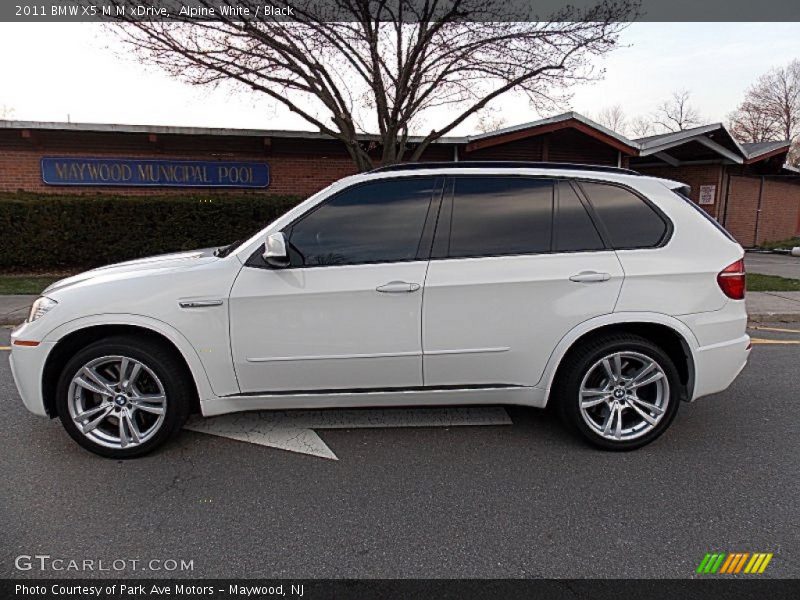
top-left (369, 161), bottom-right (641, 176)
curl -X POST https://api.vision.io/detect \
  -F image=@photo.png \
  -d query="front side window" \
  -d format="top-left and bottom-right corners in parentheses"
top-left (447, 177), bottom-right (553, 258)
top-left (287, 178), bottom-right (435, 266)
top-left (580, 182), bottom-right (668, 249)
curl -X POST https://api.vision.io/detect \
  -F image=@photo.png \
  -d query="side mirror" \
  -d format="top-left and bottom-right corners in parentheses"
top-left (263, 232), bottom-right (290, 268)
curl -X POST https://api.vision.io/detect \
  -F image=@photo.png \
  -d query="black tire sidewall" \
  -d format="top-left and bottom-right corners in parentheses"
top-left (557, 336), bottom-right (681, 451)
top-left (55, 337), bottom-right (190, 458)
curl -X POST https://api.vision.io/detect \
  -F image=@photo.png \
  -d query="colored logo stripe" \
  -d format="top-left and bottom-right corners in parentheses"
top-left (719, 553), bottom-right (749, 573)
top-left (697, 552), bottom-right (773, 574)
top-left (745, 553), bottom-right (773, 574)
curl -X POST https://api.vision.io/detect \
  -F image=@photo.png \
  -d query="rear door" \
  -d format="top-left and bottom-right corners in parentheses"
top-left (422, 177), bottom-right (624, 387)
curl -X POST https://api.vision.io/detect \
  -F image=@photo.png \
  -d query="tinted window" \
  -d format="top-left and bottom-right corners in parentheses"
top-left (448, 177), bottom-right (553, 258)
top-left (288, 178), bottom-right (434, 266)
top-left (581, 182), bottom-right (667, 248)
top-left (555, 181), bottom-right (604, 252)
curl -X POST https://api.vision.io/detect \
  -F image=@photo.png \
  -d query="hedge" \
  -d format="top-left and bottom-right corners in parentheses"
top-left (0, 192), bottom-right (303, 271)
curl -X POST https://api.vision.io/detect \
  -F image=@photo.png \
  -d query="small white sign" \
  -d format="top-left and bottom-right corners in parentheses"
top-left (699, 185), bottom-right (716, 205)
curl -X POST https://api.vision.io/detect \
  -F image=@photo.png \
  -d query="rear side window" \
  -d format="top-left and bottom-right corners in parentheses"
top-left (448, 177), bottom-right (553, 258)
top-left (555, 181), bottom-right (605, 252)
top-left (580, 182), bottom-right (668, 249)
top-left (287, 177), bottom-right (434, 266)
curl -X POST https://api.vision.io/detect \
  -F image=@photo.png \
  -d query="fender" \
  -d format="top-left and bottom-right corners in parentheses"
top-left (537, 311), bottom-right (700, 402)
top-left (41, 313), bottom-right (223, 403)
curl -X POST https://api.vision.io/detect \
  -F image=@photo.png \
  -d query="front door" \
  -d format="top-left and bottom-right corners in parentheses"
top-left (229, 177), bottom-right (440, 393)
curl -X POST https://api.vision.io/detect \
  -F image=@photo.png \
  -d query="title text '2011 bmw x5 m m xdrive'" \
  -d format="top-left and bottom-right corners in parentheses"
top-left (10, 163), bottom-right (750, 457)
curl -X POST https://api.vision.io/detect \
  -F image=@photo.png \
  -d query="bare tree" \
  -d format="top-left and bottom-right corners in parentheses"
top-left (789, 139), bottom-right (800, 168)
top-left (0, 104), bottom-right (14, 119)
top-left (593, 104), bottom-right (627, 133)
top-left (653, 90), bottom-right (703, 132)
top-left (104, 0), bottom-right (637, 170)
top-left (733, 59), bottom-right (800, 145)
top-left (728, 100), bottom-right (780, 143)
top-left (475, 107), bottom-right (507, 134)
top-left (627, 114), bottom-right (654, 138)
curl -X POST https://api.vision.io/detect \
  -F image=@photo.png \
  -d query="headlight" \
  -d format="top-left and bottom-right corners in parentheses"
top-left (28, 297), bottom-right (58, 322)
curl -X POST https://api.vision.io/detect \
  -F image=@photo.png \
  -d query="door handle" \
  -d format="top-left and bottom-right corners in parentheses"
top-left (569, 271), bottom-right (611, 283)
top-left (376, 281), bottom-right (421, 293)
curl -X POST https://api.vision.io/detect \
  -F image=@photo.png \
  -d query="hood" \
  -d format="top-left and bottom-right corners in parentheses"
top-left (43, 249), bottom-right (218, 295)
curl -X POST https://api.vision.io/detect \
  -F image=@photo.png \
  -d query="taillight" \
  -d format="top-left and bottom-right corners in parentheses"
top-left (717, 259), bottom-right (746, 299)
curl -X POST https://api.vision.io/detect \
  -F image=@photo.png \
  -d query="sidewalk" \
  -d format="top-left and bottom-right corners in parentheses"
top-left (3, 292), bottom-right (800, 327)
top-left (746, 291), bottom-right (800, 322)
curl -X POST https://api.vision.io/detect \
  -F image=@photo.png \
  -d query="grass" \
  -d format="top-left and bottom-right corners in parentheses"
top-left (0, 274), bottom-right (63, 295)
top-left (757, 237), bottom-right (800, 251)
top-left (748, 273), bottom-right (800, 292)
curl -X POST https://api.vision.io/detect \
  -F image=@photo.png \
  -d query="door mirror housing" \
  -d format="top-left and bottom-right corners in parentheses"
top-left (263, 232), bottom-right (290, 268)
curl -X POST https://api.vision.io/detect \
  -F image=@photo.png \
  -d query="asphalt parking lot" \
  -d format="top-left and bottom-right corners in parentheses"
top-left (2, 326), bottom-right (799, 579)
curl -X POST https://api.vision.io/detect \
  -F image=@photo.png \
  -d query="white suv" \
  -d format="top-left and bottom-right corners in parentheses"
top-left (10, 163), bottom-right (750, 457)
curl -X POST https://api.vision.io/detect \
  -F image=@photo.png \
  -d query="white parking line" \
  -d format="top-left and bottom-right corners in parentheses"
top-left (185, 406), bottom-right (513, 460)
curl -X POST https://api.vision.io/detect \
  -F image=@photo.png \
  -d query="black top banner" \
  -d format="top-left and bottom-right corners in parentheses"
top-left (2, 0), bottom-right (800, 22)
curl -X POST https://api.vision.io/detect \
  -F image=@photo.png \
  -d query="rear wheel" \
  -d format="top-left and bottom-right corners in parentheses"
top-left (55, 336), bottom-right (191, 458)
top-left (555, 334), bottom-right (681, 450)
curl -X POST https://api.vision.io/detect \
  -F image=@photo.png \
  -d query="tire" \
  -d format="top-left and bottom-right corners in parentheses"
top-left (55, 335), bottom-right (192, 458)
top-left (554, 334), bottom-right (681, 451)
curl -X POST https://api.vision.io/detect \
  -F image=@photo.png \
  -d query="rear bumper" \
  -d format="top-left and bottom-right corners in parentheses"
top-left (676, 300), bottom-right (749, 401)
top-left (690, 334), bottom-right (750, 401)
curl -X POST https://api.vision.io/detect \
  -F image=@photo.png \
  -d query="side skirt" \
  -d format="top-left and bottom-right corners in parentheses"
top-left (200, 386), bottom-right (547, 417)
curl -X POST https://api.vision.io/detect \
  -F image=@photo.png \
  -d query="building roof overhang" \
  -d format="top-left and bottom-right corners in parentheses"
top-left (462, 112), bottom-right (639, 155)
top-left (635, 124), bottom-right (746, 165)
top-left (0, 114), bottom-right (792, 172)
top-left (742, 140), bottom-right (792, 164)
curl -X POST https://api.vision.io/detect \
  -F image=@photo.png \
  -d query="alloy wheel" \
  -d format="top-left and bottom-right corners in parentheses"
top-left (67, 355), bottom-right (167, 449)
top-left (578, 351), bottom-right (669, 441)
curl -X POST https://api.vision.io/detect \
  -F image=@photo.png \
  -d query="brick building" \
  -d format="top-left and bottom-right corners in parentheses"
top-left (1, 112), bottom-right (798, 246)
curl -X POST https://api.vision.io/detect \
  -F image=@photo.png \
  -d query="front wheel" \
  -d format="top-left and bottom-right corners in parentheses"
top-left (55, 336), bottom-right (192, 458)
top-left (555, 334), bottom-right (681, 450)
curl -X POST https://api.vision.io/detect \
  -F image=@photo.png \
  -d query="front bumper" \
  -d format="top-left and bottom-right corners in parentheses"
top-left (9, 323), bottom-right (53, 417)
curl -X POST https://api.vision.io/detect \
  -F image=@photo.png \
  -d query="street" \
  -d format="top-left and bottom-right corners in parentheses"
top-left (2, 326), bottom-right (799, 579)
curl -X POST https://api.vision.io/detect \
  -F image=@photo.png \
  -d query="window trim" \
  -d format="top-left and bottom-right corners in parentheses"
top-left (245, 175), bottom-right (444, 270)
top-left (574, 179), bottom-right (674, 250)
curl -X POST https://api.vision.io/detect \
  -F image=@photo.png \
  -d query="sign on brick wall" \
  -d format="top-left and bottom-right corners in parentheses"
top-left (698, 184), bottom-right (716, 205)
top-left (41, 157), bottom-right (269, 188)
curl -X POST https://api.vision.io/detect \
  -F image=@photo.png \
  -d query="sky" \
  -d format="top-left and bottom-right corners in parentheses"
top-left (0, 22), bottom-right (798, 136)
